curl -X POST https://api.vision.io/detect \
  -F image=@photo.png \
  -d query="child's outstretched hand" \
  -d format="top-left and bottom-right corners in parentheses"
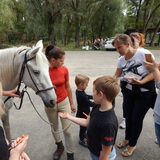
top-left (58, 112), bottom-right (70, 119)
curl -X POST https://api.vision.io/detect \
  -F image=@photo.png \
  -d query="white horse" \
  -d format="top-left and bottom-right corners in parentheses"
top-left (0, 40), bottom-right (57, 140)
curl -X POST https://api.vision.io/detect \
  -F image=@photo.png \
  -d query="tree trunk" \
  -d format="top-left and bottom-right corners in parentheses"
top-left (99, 14), bottom-right (105, 38)
top-left (143, 3), bottom-right (160, 34)
top-left (158, 34), bottom-right (160, 46)
top-left (135, 0), bottom-right (142, 30)
top-left (47, 10), bottom-right (55, 45)
top-left (0, 43), bottom-right (2, 49)
top-left (150, 20), bottom-right (160, 46)
top-left (64, 15), bottom-right (72, 46)
top-left (75, 14), bottom-right (80, 48)
top-left (142, 0), bottom-right (150, 36)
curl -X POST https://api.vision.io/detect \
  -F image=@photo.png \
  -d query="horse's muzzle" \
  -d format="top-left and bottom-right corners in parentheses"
top-left (44, 100), bottom-right (56, 108)
top-left (50, 100), bottom-right (55, 108)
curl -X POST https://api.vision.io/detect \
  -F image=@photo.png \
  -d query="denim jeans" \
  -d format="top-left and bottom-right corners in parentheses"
top-left (155, 122), bottom-right (160, 147)
top-left (90, 146), bottom-right (116, 160)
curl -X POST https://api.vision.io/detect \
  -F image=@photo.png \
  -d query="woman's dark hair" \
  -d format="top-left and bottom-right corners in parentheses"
top-left (45, 45), bottom-right (65, 60)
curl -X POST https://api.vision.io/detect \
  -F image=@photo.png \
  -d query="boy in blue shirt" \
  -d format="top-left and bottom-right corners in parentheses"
top-left (75, 74), bottom-right (95, 147)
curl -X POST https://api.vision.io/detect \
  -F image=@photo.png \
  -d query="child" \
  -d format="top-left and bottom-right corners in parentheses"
top-left (75, 74), bottom-right (95, 147)
top-left (59, 76), bottom-right (120, 160)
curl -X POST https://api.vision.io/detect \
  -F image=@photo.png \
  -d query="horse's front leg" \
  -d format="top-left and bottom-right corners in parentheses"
top-left (1, 109), bottom-right (12, 141)
top-left (1, 99), bottom-right (13, 141)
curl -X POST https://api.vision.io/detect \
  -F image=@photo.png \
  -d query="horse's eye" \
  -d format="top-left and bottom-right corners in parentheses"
top-left (33, 70), bottom-right (40, 75)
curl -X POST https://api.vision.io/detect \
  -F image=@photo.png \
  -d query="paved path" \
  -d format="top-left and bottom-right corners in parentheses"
top-left (2, 50), bottom-right (160, 160)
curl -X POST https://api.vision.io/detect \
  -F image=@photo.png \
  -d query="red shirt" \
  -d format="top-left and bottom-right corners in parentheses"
top-left (49, 66), bottom-right (69, 103)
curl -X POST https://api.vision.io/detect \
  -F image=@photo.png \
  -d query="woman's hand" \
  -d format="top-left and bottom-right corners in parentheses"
top-left (131, 79), bottom-right (143, 85)
top-left (19, 152), bottom-right (30, 160)
top-left (70, 104), bottom-right (76, 113)
top-left (144, 59), bottom-right (158, 73)
top-left (9, 136), bottom-right (29, 160)
top-left (2, 90), bottom-right (20, 97)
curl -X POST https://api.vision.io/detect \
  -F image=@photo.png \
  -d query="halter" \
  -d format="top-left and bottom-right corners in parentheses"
top-left (17, 49), bottom-right (56, 94)
top-left (4, 49), bottom-right (56, 106)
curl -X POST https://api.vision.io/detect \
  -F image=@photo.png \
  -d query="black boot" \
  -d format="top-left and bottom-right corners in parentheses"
top-left (53, 141), bottom-right (64, 160)
top-left (67, 153), bottom-right (74, 160)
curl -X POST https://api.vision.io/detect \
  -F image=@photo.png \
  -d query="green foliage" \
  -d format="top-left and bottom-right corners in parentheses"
top-left (0, 0), bottom-right (17, 43)
top-left (6, 0), bottom-right (160, 48)
top-left (87, 0), bottom-right (126, 38)
top-left (126, 0), bottom-right (160, 30)
top-left (0, 0), bottom-right (16, 31)
top-left (23, 0), bottom-right (66, 42)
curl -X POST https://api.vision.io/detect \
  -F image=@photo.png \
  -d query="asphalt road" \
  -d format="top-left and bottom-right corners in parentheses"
top-left (1, 49), bottom-right (160, 160)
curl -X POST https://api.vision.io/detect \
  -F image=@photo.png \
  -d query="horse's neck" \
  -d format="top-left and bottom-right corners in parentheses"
top-left (0, 48), bottom-right (19, 90)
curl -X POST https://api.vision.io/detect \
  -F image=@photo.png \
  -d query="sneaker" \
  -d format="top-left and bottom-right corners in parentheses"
top-left (79, 139), bottom-right (88, 148)
top-left (119, 118), bottom-right (126, 129)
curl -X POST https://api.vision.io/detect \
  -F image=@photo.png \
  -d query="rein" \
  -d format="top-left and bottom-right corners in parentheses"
top-left (24, 89), bottom-right (71, 134)
top-left (18, 49), bottom-right (56, 94)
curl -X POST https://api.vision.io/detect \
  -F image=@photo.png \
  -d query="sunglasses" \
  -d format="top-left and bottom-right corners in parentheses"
top-left (130, 33), bottom-right (138, 37)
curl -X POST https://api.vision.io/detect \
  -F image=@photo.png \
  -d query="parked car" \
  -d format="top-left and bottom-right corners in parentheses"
top-left (104, 37), bottom-right (116, 50)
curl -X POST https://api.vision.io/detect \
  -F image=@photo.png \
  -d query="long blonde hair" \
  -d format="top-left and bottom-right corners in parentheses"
top-left (0, 83), bottom-right (5, 117)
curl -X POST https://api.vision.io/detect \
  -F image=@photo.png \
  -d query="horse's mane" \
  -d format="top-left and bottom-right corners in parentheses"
top-left (0, 46), bottom-right (49, 88)
top-left (0, 47), bottom-right (28, 87)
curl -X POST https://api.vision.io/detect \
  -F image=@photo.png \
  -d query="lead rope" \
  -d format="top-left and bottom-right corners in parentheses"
top-left (13, 85), bottom-right (27, 110)
top-left (23, 89), bottom-right (72, 134)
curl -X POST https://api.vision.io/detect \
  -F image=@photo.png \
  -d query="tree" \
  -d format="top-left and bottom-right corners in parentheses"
top-left (65, 0), bottom-right (94, 48)
top-left (142, 1), bottom-right (160, 33)
top-left (0, 0), bottom-right (16, 31)
top-left (23, 0), bottom-right (65, 44)
top-left (8, 0), bottom-right (26, 43)
top-left (0, 0), bottom-right (16, 46)
top-left (126, 0), bottom-right (160, 46)
top-left (141, 0), bottom-right (160, 46)
top-left (63, 0), bottom-right (126, 48)
top-left (87, 0), bottom-right (126, 39)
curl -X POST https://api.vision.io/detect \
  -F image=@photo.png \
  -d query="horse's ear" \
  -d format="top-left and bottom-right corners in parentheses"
top-left (28, 40), bottom-right (43, 57)
top-left (29, 47), bottom-right (40, 57)
top-left (35, 40), bottom-right (43, 51)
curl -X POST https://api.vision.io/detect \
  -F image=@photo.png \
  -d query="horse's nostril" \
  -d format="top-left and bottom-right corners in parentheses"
top-left (50, 100), bottom-right (54, 105)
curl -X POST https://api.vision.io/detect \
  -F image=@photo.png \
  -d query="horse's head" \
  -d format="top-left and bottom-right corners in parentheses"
top-left (15, 40), bottom-right (57, 108)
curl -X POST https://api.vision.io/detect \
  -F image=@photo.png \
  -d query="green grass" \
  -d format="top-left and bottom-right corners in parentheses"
top-left (61, 46), bottom-right (85, 51)
top-left (63, 48), bottom-right (85, 51)
top-left (145, 46), bottom-right (160, 50)
top-left (2, 41), bottom-right (160, 51)
top-left (58, 42), bottom-right (160, 51)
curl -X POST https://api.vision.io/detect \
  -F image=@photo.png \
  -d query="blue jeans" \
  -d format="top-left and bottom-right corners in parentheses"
top-left (90, 146), bottom-right (116, 160)
top-left (155, 122), bottom-right (160, 147)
